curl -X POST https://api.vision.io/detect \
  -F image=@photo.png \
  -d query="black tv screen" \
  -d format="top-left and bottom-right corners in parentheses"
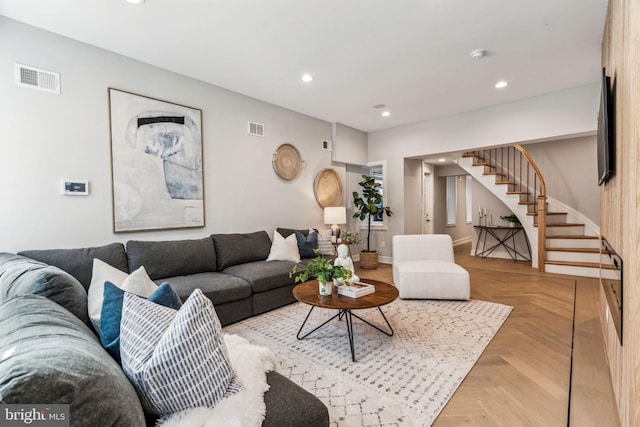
top-left (597, 68), bottom-right (614, 185)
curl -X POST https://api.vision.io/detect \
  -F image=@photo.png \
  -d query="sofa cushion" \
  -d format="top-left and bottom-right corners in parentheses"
top-left (155, 272), bottom-right (252, 305)
top-left (263, 371), bottom-right (330, 427)
top-left (212, 231), bottom-right (272, 270)
top-left (18, 243), bottom-right (128, 290)
top-left (0, 295), bottom-right (145, 426)
top-left (222, 260), bottom-right (299, 293)
top-left (276, 227), bottom-right (311, 238)
top-left (120, 289), bottom-right (242, 415)
top-left (101, 281), bottom-right (182, 363)
top-left (0, 253), bottom-right (88, 324)
top-left (88, 260), bottom-right (158, 332)
top-left (126, 238), bottom-right (217, 280)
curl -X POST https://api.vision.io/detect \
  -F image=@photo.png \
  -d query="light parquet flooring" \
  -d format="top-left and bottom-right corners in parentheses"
top-left (354, 242), bottom-right (619, 427)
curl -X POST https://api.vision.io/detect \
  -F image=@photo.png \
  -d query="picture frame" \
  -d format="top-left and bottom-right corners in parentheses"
top-left (108, 88), bottom-right (205, 233)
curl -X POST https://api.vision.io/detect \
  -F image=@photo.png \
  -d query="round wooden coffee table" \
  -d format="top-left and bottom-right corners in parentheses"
top-left (293, 279), bottom-right (399, 362)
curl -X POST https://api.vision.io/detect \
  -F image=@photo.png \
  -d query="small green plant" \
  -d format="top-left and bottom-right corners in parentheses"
top-left (341, 232), bottom-right (361, 245)
top-left (500, 214), bottom-right (520, 224)
top-left (290, 250), bottom-right (353, 285)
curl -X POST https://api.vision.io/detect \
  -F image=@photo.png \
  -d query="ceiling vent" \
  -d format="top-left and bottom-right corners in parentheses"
top-left (248, 121), bottom-right (264, 137)
top-left (15, 63), bottom-right (60, 94)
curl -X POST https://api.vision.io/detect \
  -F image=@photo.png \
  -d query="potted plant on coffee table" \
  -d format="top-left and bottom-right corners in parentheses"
top-left (352, 174), bottom-right (393, 269)
top-left (290, 252), bottom-right (353, 296)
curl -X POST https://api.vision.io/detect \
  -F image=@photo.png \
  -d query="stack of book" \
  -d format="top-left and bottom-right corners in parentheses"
top-left (337, 281), bottom-right (375, 298)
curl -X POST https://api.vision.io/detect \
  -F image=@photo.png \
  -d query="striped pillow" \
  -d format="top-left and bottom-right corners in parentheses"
top-left (316, 228), bottom-right (335, 256)
top-left (120, 289), bottom-right (242, 415)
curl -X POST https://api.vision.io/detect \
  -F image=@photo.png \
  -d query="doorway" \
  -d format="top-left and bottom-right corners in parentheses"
top-left (422, 162), bottom-right (434, 234)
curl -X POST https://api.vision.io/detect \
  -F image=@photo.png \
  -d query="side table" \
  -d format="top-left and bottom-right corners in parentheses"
top-left (474, 225), bottom-right (531, 261)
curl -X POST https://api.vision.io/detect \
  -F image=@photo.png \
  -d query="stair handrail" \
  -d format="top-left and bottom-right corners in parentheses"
top-left (514, 144), bottom-right (546, 271)
top-left (514, 145), bottom-right (546, 197)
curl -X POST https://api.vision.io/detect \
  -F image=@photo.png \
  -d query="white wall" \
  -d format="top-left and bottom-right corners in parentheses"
top-left (367, 83), bottom-right (600, 260)
top-left (0, 17), bottom-right (340, 252)
top-left (522, 135), bottom-right (600, 225)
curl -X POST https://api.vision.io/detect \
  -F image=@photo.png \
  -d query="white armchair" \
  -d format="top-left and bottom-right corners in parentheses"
top-left (392, 234), bottom-right (470, 300)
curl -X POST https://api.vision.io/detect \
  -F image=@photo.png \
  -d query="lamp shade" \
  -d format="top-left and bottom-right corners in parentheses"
top-left (324, 206), bottom-right (346, 225)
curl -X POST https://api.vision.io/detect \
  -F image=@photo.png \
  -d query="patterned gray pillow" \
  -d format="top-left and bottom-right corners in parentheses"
top-left (120, 289), bottom-right (242, 415)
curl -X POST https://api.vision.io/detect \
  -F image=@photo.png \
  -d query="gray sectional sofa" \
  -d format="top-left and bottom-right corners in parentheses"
top-left (0, 229), bottom-right (329, 426)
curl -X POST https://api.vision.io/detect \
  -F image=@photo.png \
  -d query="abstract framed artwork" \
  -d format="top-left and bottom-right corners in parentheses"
top-left (108, 88), bottom-right (205, 233)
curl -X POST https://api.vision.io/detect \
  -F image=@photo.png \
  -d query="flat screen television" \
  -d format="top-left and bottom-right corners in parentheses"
top-left (597, 67), bottom-right (615, 185)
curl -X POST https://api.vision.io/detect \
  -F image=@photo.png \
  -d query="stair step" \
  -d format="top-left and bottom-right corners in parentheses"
top-left (544, 262), bottom-right (601, 278)
top-left (527, 211), bottom-right (567, 216)
top-left (506, 191), bottom-right (529, 195)
top-left (483, 171), bottom-right (505, 176)
top-left (546, 247), bottom-right (601, 253)
top-left (546, 249), bottom-right (601, 263)
top-left (495, 181), bottom-right (514, 185)
top-left (547, 236), bottom-right (600, 249)
top-left (546, 260), bottom-right (616, 270)
top-left (547, 235), bottom-right (599, 239)
top-left (544, 223), bottom-right (585, 235)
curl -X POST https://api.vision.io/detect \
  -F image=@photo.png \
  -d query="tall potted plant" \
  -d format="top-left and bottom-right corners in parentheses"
top-left (352, 174), bottom-right (392, 269)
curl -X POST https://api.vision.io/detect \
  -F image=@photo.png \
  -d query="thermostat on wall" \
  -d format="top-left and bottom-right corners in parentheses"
top-left (62, 180), bottom-right (89, 196)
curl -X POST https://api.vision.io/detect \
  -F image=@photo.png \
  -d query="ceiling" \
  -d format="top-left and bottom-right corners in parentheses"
top-left (0, 0), bottom-right (608, 133)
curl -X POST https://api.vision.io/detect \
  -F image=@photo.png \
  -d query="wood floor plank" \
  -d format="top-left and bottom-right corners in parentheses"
top-left (354, 242), bottom-right (619, 426)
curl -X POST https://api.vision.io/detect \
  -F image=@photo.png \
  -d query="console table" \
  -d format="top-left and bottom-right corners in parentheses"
top-left (474, 225), bottom-right (531, 262)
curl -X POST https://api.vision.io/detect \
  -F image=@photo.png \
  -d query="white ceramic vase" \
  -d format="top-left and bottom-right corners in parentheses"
top-left (319, 279), bottom-right (333, 296)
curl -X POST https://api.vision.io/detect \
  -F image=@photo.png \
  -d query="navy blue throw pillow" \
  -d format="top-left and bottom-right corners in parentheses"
top-left (295, 230), bottom-right (318, 258)
top-left (100, 281), bottom-right (182, 363)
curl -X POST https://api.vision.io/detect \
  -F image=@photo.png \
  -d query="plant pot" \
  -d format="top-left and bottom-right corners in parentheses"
top-left (318, 279), bottom-right (333, 296)
top-left (359, 250), bottom-right (379, 269)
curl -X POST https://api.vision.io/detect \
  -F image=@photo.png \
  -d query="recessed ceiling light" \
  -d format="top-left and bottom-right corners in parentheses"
top-left (381, 111), bottom-right (391, 117)
top-left (495, 80), bottom-right (508, 89)
top-left (438, 158), bottom-right (446, 162)
top-left (470, 49), bottom-right (486, 60)
top-left (301, 74), bottom-right (313, 83)
top-left (126, 0), bottom-right (145, 4)
top-left (373, 104), bottom-right (386, 109)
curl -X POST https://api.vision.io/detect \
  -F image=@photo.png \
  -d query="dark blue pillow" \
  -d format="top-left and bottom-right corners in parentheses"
top-left (295, 231), bottom-right (318, 258)
top-left (100, 281), bottom-right (182, 363)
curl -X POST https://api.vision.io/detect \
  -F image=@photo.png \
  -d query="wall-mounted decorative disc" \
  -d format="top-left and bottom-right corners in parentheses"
top-left (273, 143), bottom-right (303, 181)
top-left (314, 168), bottom-right (343, 207)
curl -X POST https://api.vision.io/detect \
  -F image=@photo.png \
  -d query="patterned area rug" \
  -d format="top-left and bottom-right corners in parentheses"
top-left (224, 298), bottom-right (512, 426)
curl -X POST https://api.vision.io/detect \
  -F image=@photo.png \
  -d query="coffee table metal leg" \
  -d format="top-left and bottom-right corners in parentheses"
top-left (297, 306), bottom-right (393, 362)
top-left (297, 306), bottom-right (341, 340)
top-left (350, 307), bottom-right (394, 336)
top-left (345, 309), bottom-right (355, 362)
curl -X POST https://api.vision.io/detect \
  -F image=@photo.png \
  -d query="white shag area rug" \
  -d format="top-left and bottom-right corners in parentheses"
top-left (224, 298), bottom-right (512, 427)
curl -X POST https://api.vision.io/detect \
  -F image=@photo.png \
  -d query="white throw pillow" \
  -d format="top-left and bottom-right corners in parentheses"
top-left (87, 259), bottom-right (157, 333)
top-left (266, 231), bottom-right (301, 263)
top-left (317, 229), bottom-right (335, 256)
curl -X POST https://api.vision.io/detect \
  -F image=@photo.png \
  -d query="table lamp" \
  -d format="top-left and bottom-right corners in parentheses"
top-left (324, 206), bottom-right (346, 240)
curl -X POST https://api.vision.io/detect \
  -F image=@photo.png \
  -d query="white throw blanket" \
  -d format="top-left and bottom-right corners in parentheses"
top-left (157, 334), bottom-right (278, 427)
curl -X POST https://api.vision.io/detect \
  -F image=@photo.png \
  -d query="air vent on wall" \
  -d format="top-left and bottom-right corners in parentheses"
top-left (248, 121), bottom-right (264, 137)
top-left (14, 63), bottom-right (60, 94)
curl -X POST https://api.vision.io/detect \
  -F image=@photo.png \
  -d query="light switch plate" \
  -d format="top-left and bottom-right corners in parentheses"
top-left (62, 180), bottom-right (89, 196)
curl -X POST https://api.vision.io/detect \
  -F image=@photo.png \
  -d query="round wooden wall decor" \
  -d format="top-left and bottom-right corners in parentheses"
top-left (314, 168), bottom-right (343, 207)
top-left (273, 143), bottom-right (303, 181)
